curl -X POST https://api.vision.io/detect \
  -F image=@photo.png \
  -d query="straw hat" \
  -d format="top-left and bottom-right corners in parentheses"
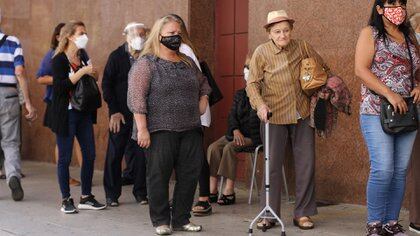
top-left (264, 10), bottom-right (295, 29)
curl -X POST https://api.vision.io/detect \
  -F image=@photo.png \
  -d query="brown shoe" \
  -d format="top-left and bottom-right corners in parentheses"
top-left (256, 218), bottom-right (276, 230)
top-left (69, 178), bottom-right (81, 186)
top-left (293, 216), bottom-right (314, 230)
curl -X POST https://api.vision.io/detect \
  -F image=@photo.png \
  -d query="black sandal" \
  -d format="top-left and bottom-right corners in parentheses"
top-left (217, 193), bottom-right (236, 205)
top-left (192, 201), bottom-right (212, 216)
top-left (209, 192), bottom-right (218, 203)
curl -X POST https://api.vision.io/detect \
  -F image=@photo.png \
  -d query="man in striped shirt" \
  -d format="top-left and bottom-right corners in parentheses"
top-left (0, 10), bottom-right (37, 201)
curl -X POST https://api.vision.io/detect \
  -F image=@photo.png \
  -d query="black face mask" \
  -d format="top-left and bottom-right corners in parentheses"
top-left (160, 34), bottom-right (182, 51)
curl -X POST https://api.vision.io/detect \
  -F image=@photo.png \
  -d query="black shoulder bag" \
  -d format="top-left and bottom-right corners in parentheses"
top-left (200, 61), bottom-right (223, 106)
top-left (70, 59), bottom-right (102, 112)
top-left (379, 37), bottom-right (418, 134)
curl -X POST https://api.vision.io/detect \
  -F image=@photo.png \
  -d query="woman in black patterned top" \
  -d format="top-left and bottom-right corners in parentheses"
top-left (127, 15), bottom-right (211, 235)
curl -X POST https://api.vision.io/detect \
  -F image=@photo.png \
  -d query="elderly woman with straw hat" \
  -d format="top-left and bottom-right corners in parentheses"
top-left (246, 10), bottom-right (331, 231)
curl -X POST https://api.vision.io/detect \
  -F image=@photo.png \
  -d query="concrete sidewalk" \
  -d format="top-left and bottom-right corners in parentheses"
top-left (0, 161), bottom-right (415, 236)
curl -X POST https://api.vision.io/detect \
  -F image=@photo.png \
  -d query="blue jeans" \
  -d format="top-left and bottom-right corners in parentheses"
top-left (360, 115), bottom-right (417, 223)
top-left (56, 110), bottom-right (96, 199)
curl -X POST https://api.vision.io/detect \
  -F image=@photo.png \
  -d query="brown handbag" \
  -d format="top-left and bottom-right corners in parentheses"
top-left (299, 41), bottom-right (328, 96)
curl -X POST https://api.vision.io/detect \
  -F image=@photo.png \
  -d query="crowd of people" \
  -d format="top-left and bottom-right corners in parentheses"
top-left (0, 0), bottom-right (419, 235)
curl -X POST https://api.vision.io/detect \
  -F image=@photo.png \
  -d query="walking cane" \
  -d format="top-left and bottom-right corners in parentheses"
top-left (248, 112), bottom-right (286, 236)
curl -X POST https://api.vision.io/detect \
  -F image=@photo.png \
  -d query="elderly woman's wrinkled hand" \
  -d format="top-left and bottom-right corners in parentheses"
top-left (257, 104), bottom-right (271, 123)
top-left (233, 129), bottom-right (246, 146)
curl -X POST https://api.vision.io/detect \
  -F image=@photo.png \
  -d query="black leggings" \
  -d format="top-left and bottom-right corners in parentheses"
top-left (197, 126), bottom-right (210, 197)
top-left (198, 150), bottom-right (210, 197)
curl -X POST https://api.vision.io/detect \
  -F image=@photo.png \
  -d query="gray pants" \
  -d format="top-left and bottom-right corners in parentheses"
top-left (259, 117), bottom-right (317, 218)
top-left (0, 87), bottom-right (22, 182)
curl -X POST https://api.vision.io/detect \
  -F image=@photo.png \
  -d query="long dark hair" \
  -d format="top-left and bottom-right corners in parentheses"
top-left (368, 0), bottom-right (416, 43)
top-left (50, 23), bottom-right (65, 49)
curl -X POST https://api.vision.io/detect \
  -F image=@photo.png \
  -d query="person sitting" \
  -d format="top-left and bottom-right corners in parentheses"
top-left (207, 56), bottom-right (261, 205)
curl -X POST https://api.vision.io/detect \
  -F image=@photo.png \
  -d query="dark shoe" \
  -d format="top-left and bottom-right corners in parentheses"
top-left (256, 218), bottom-right (276, 230)
top-left (106, 198), bottom-right (119, 207)
top-left (217, 193), bottom-right (236, 205)
top-left (409, 223), bottom-right (420, 234)
top-left (293, 216), bottom-right (314, 230)
top-left (383, 221), bottom-right (407, 236)
top-left (0, 174), bottom-right (6, 179)
top-left (173, 222), bottom-right (202, 232)
top-left (366, 222), bottom-right (384, 236)
top-left (78, 195), bottom-right (106, 210)
top-left (192, 200), bottom-right (212, 216)
top-left (20, 173), bottom-right (25, 178)
top-left (121, 177), bottom-right (134, 186)
top-left (135, 195), bottom-right (148, 205)
top-left (209, 192), bottom-right (218, 203)
top-left (9, 176), bottom-right (24, 201)
top-left (61, 198), bottom-right (78, 214)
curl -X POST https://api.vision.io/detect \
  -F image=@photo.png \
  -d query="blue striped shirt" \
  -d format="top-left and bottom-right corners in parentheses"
top-left (0, 31), bottom-right (25, 84)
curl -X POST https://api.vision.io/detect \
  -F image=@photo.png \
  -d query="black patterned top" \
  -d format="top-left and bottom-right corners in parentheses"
top-left (128, 54), bottom-right (211, 137)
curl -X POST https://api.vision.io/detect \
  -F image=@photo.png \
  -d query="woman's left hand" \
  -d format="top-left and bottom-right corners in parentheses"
top-left (411, 86), bottom-right (420, 104)
top-left (199, 95), bottom-right (209, 115)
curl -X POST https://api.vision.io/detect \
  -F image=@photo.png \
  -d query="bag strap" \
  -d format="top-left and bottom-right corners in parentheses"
top-left (299, 41), bottom-right (310, 59)
top-left (405, 36), bottom-right (415, 92)
top-left (0, 35), bottom-right (8, 48)
top-left (370, 36), bottom-right (415, 96)
top-left (303, 41), bottom-right (310, 58)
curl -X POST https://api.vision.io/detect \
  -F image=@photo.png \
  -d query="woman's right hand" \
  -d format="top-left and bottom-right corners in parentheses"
top-left (137, 127), bottom-right (151, 148)
top-left (82, 64), bottom-right (96, 76)
top-left (257, 104), bottom-right (271, 122)
top-left (385, 91), bottom-right (408, 114)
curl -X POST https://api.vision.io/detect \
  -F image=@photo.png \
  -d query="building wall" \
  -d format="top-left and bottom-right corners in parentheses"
top-left (1, 0), bottom-right (419, 205)
top-left (248, 0), bottom-right (419, 205)
top-left (0, 0), bottom-right (202, 169)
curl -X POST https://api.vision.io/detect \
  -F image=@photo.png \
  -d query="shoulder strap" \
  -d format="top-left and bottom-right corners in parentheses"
top-left (299, 41), bottom-right (310, 59)
top-left (405, 36), bottom-right (414, 91)
top-left (0, 35), bottom-right (8, 48)
top-left (78, 49), bottom-right (89, 65)
top-left (303, 41), bottom-right (310, 58)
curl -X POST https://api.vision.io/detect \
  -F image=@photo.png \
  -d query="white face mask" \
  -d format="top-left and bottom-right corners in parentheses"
top-left (243, 67), bottom-right (250, 82)
top-left (129, 36), bottom-right (144, 51)
top-left (73, 34), bottom-right (88, 49)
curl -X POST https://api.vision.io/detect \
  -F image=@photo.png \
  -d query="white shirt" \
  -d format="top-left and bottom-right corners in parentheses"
top-left (179, 43), bottom-right (211, 127)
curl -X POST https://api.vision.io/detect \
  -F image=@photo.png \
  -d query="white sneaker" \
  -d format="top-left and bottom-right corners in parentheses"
top-left (173, 222), bottom-right (202, 232)
top-left (156, 225), bottom-right (172, 235)
top-left (409, 223), bottom-right (420, 234)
